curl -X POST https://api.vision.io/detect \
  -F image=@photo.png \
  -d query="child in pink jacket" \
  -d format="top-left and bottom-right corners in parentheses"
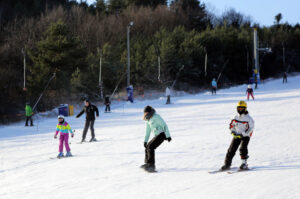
top-left (54, 115), bottom-right (74, 158)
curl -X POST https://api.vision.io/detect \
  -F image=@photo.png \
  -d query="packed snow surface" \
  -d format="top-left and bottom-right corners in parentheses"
top-left (1, 76), bottom-right (300, 199)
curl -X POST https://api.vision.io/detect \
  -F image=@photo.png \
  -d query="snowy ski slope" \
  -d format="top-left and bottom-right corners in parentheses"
top-left (1, 75), bottom-right (300, 199)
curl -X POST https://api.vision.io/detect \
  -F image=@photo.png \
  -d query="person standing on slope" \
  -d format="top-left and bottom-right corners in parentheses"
top-left (165, 87), bottom-right (171, 104)
top-left (141, 106), bottom-right (172, 172)
top-left (221, 101), bottom-right (254, 171)
top-left (283, 72), bottom-right (287, 83)
top-left (76, 99), bottom-right (99, 142)
top-left (54, 115), bottom-right (74, 158)
top-left (25, 102), bottom-right (34, 126)
top-left (246, 85), bottom-right (255, 101)
top-left (211, 78), bottom-right (217, 95)
top-left (104, 95), bottom-right (111, 113)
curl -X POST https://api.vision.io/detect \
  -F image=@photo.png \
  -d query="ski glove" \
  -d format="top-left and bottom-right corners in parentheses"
top-left (54, 135), bottom-right (57, 139)
top-left (144, 142), bottom-right (147, 148)
top-left (167, 137), bottom-right (172, 142)
top-left (231, 131), bottom-right (242, 139)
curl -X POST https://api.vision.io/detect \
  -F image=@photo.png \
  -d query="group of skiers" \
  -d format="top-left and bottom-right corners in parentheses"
top-left (27, 72), bottom-right (294, 171)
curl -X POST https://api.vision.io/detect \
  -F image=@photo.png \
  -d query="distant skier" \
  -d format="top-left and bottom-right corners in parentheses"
top-left (76, 99), bottom-right (99, 142)
top-left (25, 102), bottom-right (34, 126)
top-left (211, 78), bottom-right (217, 95)
top-left (165, 87), bottom-right (171, 104)
top-left (220, 101), bottom-right (254, 171)
top-left (54, 115), bottom-right (74, 158)
top-left (246, 85), bottom-right (254, 101)
top-left (104, 96), bottom-right (111, 112)
top-left (140, 106), bottom-right (172, 172)
top-left (254, 75), bottom-right (258, 89)
top-left (283, 72), bottom-right (287, 83)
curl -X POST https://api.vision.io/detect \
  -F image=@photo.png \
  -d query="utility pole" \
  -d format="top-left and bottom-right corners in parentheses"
top-left (98, 47), bottom-right (103, 100)
top-left (127, 21), bottom-right (134, 87)
top-left (21, 48), bottom-right (26, 91)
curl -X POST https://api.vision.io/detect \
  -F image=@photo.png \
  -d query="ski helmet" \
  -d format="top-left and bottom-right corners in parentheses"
top-left (58, 115), bottom-right (65, 119)
top-left (237, 101), bottom-right (247, 108)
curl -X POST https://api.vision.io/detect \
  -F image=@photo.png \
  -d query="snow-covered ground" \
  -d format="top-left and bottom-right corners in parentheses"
top-left (1, 76), bottom-right (300, 199)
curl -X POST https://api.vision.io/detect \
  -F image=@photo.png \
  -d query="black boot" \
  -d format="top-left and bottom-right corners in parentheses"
top-left (220, 165), bottom-right (231, 171)
top-left (145, 164), bottom-right (156, 172)
top-left (140, 163), bottom-right (150, 169)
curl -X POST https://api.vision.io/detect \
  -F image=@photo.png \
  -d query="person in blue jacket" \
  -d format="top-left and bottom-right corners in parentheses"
top-left (211, 78), bottom-right (217, 95)
top-left (140, 106), bottom-right (172, 172)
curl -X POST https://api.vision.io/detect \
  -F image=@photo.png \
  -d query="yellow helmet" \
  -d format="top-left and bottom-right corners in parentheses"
top-left (237, 100), bottom-right (247, 108)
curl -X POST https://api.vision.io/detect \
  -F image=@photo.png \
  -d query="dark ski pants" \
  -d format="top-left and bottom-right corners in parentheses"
top-left (25, 116), bottom-right (33, 126)
top-left (145, 133), bottom-right (166, 165)
top-left (212, 87), bottom-right (216, 95)
top-left (283, 77), bottom-right (287, 83)
top-left (166, 95), bottom-right (171, 104)
top-left (82, 120), bottom-right (95, 140)
top-left (105, 105), bottom-right (111, 112)
top-left (224, 137), bottom-right (250, 167)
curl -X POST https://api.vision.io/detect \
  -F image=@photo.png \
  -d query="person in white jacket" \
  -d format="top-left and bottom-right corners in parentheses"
top-left (165, 87), bottom-right (171, 104)
top-left (220, 101), bottom-right (255, 171)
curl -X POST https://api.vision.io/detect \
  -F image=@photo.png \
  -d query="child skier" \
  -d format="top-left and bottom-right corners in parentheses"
top-left (220, 101), bottom-right (254, 171)
top-left (141, 106), bottom-right (172, 172)
top-left (54, 115), bottom-right (74, 158)
top-left (246, 85), bottom-right (254, 100)
top-left (104, 96), bottom-right (111, 112)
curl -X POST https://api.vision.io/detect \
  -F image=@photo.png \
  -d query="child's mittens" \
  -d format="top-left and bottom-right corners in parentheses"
top-left (71, 133), bottom-right (74, 138)
top-left (54, 135), bottom-right (57, 139)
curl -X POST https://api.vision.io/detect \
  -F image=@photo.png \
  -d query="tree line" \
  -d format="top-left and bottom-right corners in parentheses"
top-left (1, 0), bottom-right (300, 122)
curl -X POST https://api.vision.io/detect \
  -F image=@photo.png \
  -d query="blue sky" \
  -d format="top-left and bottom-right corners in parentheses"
top-left (81, 0), bottom-right (300, 26)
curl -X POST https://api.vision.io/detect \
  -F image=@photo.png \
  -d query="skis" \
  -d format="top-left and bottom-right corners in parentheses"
top-left (50, 156), bottom-right (74, 160)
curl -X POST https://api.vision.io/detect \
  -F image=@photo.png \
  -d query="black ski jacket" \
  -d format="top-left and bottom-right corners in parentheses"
top-left (76, 104), bottom-right (99, 120)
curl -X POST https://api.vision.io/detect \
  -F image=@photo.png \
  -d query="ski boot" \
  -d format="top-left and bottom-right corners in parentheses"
top-left (220, 165), bottom-right (231, 171)
top-left (89, 137), bottom-right (97, 142)
top-left (145, 164), bottom-right (156, 172)
top-left (57, 152), bottom-right (64, 159)
top-left (140, 163), bottom-right (150, 169)
top-left (239, 160), bottom-right (249, 170)
top-left (66, 151), bottom-right (72, 157)
top-left (81, 139), bottom-right (86, 143)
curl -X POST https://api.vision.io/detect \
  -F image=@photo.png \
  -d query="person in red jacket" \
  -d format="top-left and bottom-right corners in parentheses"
top-left (246, 85), bottom-right (254, 101)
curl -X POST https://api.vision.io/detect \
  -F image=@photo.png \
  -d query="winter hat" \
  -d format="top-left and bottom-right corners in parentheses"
top-left (58, 115), bottom-right (65, 119)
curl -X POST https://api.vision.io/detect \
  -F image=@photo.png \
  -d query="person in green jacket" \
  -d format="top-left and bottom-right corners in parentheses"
top-left (140, 106), bottom-right (172, 172)
top-left (25, 102), bottom-right (33, 126)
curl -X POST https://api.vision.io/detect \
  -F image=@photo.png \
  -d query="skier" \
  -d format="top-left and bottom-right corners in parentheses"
top-left (165, 87), bottom-right (171, 104)
top-left (211, 78), bottom-right (217, 95)
top-left (54, 115), bottom-right (74, 158)
top-left (220, 101), bottom-right (254, 171)
top-left (246, 85), bottom-right (254, 101)
top-left (140, 106), bottom-right (172, 172)
top-left (25, 102), bottom-right (34, 126)
top-left (104, 96), bottom-right (111, 112)
top-left (283, 72), bottom-right (287, 83)
top-left (76, 99), bottom-right (99, 142)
